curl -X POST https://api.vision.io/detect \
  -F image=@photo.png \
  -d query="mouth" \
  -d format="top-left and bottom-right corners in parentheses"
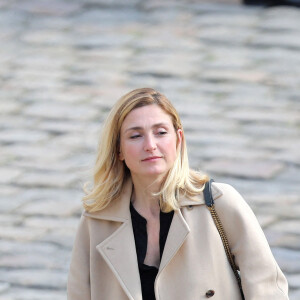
top-left (142, 156), bottom-right (162, 162)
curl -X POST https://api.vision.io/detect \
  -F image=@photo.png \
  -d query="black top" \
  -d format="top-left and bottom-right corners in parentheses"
top-left (130, 202), bottom-right (174, 300)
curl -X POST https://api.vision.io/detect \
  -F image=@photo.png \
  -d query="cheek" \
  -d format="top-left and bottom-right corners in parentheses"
top-left (122, 143), bottom-right (139, 161)
top-left (164, 138), bottom-right (178, 156)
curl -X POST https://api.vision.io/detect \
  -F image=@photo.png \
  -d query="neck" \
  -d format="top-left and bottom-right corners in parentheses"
top-left (130, 175), bottom-right (164, 218)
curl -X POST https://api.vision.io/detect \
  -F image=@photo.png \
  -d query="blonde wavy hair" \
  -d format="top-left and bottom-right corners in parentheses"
top-left (83, 88), bottom-right (208, 213)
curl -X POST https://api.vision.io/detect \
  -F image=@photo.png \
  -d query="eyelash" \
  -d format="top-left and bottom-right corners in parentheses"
top-left (130, 131), bottom-right (167, 139)
top-left (130, 134), bottom-right (141, 139)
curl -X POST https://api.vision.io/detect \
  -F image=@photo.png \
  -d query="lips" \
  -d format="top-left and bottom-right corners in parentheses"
top-left (142, 156), bottom-right (162, 161)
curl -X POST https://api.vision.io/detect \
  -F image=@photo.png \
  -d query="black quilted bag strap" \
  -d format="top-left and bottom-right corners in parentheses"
top-left (203, 179), bottom-right (245, 300)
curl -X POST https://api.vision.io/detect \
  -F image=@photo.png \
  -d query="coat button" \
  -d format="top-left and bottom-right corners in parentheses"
top-left (205, 290), bottom-right (215, 298)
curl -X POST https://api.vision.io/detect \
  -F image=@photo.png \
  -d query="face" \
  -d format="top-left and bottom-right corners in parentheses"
top-left (119, 105), bottom-right (182, 180)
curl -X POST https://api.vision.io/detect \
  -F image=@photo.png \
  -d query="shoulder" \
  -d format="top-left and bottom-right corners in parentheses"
top-left (211, 182), bottom-right (254, 217)
top-left (212, 182), bottom-right (246, 203)
top-left (212, 181), bottom-right (241, 198)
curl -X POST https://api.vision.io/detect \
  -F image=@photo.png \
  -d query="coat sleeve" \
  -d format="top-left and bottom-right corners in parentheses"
top-left (213, 182), bottom-right (289, 300)
top-left (67, 214), bottom-right (91, 300)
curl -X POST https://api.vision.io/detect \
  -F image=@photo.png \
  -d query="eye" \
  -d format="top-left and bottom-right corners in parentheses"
top-left (157, 130), bottom-right (167, 136)
top-left (130, 134), bottom-right (141, 139)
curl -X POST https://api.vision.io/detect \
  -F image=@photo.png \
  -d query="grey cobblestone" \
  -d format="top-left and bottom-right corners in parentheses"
top-left (290, 289), bottom-right (300, 300)
top-left (0, 269), bottom-right (67, 289)
top-left (1, 0), bottom-right (300, 298)
top-left (0, 226), bottom-right (47, 242)
top-left (204, 159), bottom-right (285, 179)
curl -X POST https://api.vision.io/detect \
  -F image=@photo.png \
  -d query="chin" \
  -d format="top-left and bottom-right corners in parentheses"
top-left (143, 169), bottom-right (169, 178)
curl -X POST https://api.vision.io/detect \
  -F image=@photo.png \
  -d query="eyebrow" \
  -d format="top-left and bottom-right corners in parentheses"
top-left (124, 122), bottom-right (170, 133)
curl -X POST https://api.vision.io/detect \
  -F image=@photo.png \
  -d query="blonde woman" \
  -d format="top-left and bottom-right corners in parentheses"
top-left (67, 88), bottom-right (289, 300)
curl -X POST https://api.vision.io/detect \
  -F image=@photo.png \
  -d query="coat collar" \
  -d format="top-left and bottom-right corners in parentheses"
top-left (83, 177), bottom-right (223, 221)
top-left (83, 177), bottom-right (223, 300)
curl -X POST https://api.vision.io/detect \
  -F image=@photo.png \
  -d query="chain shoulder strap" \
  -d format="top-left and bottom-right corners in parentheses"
top-left (203, 179), bottom-right (245, 300)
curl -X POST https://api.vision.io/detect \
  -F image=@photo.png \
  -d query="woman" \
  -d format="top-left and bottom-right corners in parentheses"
top-left (67, 88), bottom-right (289, 300)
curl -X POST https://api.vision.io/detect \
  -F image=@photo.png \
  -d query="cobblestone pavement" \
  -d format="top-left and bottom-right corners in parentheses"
top-left (0, 0), bottom-right (300, 299)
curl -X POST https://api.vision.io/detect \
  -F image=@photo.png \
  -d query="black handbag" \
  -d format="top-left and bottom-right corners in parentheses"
top-left (203, 179), bottom-right (245, 300)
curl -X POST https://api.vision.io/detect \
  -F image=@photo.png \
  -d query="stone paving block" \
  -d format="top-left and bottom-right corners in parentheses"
top-left (24, 216), bottom-right (79, 230)
top-left (29, 15), bottom-right (72, 31)
top-left (0, 240), bottom-right (62, 256)
top-left (182, 118), bottom-right (236, 132)
top-left (2, 144), bottom-right (70, 163)
top-left (71, 32), bottom-right (134, 50)
top-left (0, 252), bottom-right (67, 270)
top-left (15, 171), bottom-right (79, 189)
top-left (0, 115), bottom-right (38, 131)
top-left (23, 102), bottom-right (99, 121)
top-left (250, 47), bottom-right (300, 67)
top-left (174, 102), bottom-right (219, 117)
top-left (18, 197), bottom-right (82, 217)
top-left (0, 102), bottom-right (21, 114)
top-left (0, 129), bottom-right (50, 144)
top-left (189, 145), bottom-right (272, 161)
top-left (204, 159), bottom-right (285, 179)
top-left (0, 168), bottom-right (23, 184)
top-left (129, 53), bottom-right (198, 78)
top-left (0, 186), bottom-right (21, 197)
top-left (198, 26), bottom-right (256, 47)
top-left (72, 8), bottom-right (142, 26)
top-left (258, 204), bottom-right (300, 219)
top-left (14, 51), bottom-right (68, 70)
top-left (252, 33), bottom-right (300, 50)
top-left (51, 132), bottom-right (97, 150)
top-left (2, 287), bottom-right (66, 300)
top-left (39, 228), bottom-right (77, 249)
top-left (226, 109), bottom-right (300, 125)
top-left (246, 194), bottom-right (299, 206)
top-left (290, 289), bottom-right (300, 300)
top-left (264, 6), bottom-right (300, 19)
top-left (10, 78), bottom-right (65, 92)
top-left (286, 273), bottom-right (300, 290)
top-left (0, 197), bottom-right (30, 214)
top-left (242, 125), bottom-right (300, 140)
top-left (255, 214), bottom-right (277, 229)
top-left (0, 9), bottom-right (26, 27)
top-left (0, 282), bottom-right (10, 295)
top-left (85, 0), bottom-right (141, 6)
top-left (13, 70), bottom-right (66, 88)
top-left (274, 150), bottom-right (300, 166)
top-left (271, 248), bottom-right (300, 273)
top-left (267, 220), bottom-right (300, 236)
top-left (35, 120), bottom-right (85, 134)
top-left (0, 269), bottom-right (67, 290)
top-left (12, 154), bottom-right (93, 174)
top-left (185, 132), bottom-right (250, 147)
top-left (15, 0), bottom-right (81, 16)
top-left (0, 214), bottom-right (23, 226)
top-left (11, 187), bottom-right (82, 204)
top-left (0, 226), bottom-right (47, 242)
top-left (199, 69), bottom-right (268, 84)
top-left (265, 231), bottom-right (300, 251)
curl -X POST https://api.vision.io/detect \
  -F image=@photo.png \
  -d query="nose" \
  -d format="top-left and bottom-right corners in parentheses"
top-left (143, 134), bottom-right (157, 152)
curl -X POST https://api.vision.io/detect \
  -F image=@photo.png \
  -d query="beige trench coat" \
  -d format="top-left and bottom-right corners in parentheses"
top-left (67, 179), bottom-right (289, 300)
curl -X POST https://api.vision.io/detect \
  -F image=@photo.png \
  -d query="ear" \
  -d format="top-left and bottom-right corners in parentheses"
top-left (176, 129), bottom-right (183, 148)
top-left (119, 149), bottom-right (124, 161)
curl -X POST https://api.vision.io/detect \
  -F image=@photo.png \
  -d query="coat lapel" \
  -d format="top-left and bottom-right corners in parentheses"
top-left (96, 221), bottom-right (142, 300)
top-left (85, 179), bottom-right (142, 300)
top-left (158, 182), bottom-right (223, 275)
top-left (158, 208), bottom-right (190, 274)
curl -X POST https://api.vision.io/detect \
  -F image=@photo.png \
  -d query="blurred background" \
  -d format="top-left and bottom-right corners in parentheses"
top-left (0, 0), bottom-right (300, 299)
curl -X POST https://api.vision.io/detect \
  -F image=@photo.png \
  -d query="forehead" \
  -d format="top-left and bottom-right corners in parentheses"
top-left (121, 105), bottom-right (173, 130)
